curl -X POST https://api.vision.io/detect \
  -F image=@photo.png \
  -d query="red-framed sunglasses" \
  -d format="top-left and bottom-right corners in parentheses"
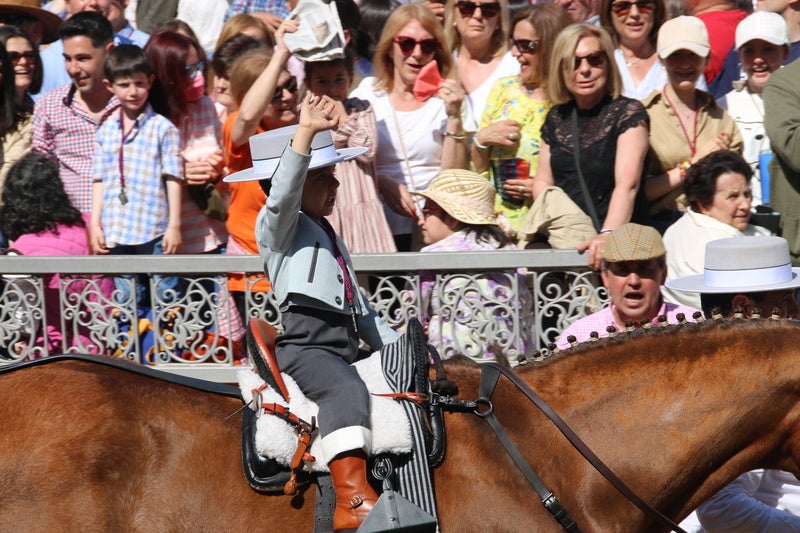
top-left (455, 1), bottom-right (500, 18)
top-left (392, 36), bottom-right (440, 57)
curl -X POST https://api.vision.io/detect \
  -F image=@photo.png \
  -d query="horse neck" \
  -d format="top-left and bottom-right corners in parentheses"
top-left (446, 321), bottom-right (800, 530)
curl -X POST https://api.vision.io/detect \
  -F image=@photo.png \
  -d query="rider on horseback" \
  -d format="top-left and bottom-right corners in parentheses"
top-left (226, 92), bottom-right (400, 532)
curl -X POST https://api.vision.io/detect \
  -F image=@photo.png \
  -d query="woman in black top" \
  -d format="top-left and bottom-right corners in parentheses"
top-left (532, 23), bottom-right (650, 270)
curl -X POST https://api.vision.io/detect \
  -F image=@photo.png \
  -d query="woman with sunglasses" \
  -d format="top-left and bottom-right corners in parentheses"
top-left (471, 4), bottom-right (571, 230)
top-left (221, 23), bottom-right (300, 328)
top-left (0, 33), bottom-right (38, 206)
top-left (350, 4), bottom-right (468, 251)
top-left (0, 26), bottom-right (41, 109)
top-left (443, 0), bottom-right (518, 131)
top-left (145, 31), bottom-right (229, 257)
top-left (143, 30), bottom-right (237, 348)
top-left (600, 0), bottom-right (708, 101)
top-left (531, 23), bottom-right (650, 270)
top-left (642, 16), bottom-right (742, 231)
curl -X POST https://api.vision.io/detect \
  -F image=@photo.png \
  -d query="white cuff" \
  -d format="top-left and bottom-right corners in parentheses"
top-left (321, 426), bottom-right (372, 463)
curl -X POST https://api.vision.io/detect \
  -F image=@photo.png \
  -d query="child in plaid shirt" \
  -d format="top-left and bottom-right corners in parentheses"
top-left (90, 44), bottom-right (183, 309)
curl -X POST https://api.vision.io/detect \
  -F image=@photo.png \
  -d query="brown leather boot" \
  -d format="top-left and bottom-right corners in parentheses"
top-left (329, 450), bottom-right (379, 532)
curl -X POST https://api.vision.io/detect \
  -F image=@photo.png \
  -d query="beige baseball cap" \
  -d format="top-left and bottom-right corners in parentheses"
top-left (657, 15), bottom-right (710, 59)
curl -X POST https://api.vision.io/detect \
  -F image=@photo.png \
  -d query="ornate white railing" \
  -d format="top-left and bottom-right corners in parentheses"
top-left (0, 250), bottom-right (607, 381)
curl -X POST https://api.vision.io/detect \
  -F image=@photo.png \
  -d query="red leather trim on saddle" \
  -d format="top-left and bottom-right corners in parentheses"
top-left (372, 392), bottom-right (428, 404)
top-left (248, 318), bottom-right (291, 402)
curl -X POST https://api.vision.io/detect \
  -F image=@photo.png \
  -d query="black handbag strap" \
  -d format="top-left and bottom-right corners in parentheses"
top-left (571, 107), bottom-right (601, 232)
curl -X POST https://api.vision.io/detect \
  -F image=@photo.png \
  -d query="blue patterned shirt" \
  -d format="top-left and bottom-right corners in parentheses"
top-left (224, 0), bottom-right (290, 22)
top-left (92, 104), bottom-right (183, 247)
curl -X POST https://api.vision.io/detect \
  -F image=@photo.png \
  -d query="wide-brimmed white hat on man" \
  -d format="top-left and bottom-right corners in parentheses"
top-left (666, 236), bottom-right (800, 294)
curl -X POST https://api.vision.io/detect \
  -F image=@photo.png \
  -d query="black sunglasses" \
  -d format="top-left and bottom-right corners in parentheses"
top-left (8, 51), bottom-right (37, 64)
top-left (455, 1), bottom-right (501, 18)
top-left (392, 36), bottom-right (440, 57)
top-left (610, 0), bottom-right (655, 17)
top-left (573, 51), bottom-right (606, 70)
top-left (271, 77), bottom-right (298, 102)
top-left (509, 38), bottom-right (540, 54)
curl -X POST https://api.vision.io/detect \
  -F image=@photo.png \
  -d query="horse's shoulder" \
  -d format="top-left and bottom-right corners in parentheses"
top-left (0, 354), bottom-right (242, 399)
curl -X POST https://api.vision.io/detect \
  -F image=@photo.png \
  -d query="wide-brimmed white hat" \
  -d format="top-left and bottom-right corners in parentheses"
top-left (410, 169), bottom-right (498, 226)
top-left (666, 236), bottom-right (800, 294)
top-left (223, 125), bottom-right (366, 183)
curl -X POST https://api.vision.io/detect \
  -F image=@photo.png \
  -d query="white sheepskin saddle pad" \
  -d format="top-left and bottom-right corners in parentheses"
top-left (237, 351), bottom-right (413, 472)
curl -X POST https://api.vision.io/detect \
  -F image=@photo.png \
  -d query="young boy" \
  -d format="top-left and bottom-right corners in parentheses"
top-left (90, 44), bottom-right (183, 308)
top-left (225, 93), bottom-right (399, 532)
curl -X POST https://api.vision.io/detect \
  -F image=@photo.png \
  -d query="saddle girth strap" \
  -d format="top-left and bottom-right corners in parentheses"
top-left (480, 364), bottom-right (688, 533)
top-left (478, 366), bottom-right (581, 533)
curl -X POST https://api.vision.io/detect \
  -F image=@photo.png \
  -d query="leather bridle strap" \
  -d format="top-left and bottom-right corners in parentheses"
top-left (478, 365), bottom-right (581, 533)
top-left (480, 364), bottom-right (688, 533)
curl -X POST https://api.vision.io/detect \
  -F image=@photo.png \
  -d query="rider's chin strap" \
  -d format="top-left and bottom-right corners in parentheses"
top-left (478, 365), bottom-right (581, 533)
top-left (479, 364), bottom-right (688, 533)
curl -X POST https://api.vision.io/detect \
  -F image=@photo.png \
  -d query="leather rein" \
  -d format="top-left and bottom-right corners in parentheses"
top-left (436, 363), bottom-right (687, 533)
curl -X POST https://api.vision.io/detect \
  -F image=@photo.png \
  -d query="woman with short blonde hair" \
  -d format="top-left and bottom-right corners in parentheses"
top-left (531, 23), bottom-right (650, 269)
top-left (547, 23), bottom-right (623, 105)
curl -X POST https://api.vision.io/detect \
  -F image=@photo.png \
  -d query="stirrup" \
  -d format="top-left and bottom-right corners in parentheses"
top-left (246, 318), bottom-right (291, 401)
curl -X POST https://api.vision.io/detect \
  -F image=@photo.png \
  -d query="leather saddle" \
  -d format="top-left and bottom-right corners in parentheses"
top-left (241, 317), bottom-right (452, 493)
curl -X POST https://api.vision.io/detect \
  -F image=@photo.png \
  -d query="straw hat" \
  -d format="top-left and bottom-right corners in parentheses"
top-left (223, 125), bottom-right (366, 182)
top-left (410, 169), bottom-right (498, 226)
top-left (603, 223), bottom-right (666, 263)
top-left (666, 236), bottom-right (800, 294)
top-left (0, 0), bottom-right (63, 44)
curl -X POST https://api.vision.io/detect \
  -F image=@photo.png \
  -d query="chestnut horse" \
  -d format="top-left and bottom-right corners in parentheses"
top-left (3, 318), bottom-right (800, 531)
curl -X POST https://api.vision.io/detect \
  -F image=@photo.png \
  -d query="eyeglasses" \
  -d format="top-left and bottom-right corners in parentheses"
top-left (509, 38), bottom-right (540, 54)
top-left (610, 0), bottom-right (655, 17)
top-left (606, 260), bottom-right (664, 279)
top-left (392, 36), bottom-right (440, 57)
top-left (455, 1), bottom-right (501, 18)
top-left (184, 60), bottom-right (204, 77)
top-left (8, 51), bottom-right (37, 64)
top-left (271, 77), bottom-right (298, 102)
top-left (573, 51), bottom-right (606, 70)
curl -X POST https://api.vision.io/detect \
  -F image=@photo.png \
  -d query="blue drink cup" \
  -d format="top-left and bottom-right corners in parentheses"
top-left (759, 152), bottom-right (773, 205)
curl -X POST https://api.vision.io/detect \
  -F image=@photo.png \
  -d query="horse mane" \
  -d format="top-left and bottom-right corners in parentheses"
top-left (515, 316), bottom-right (800, 373)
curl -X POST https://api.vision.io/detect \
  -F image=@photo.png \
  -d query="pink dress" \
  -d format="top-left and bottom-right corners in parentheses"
top-left (326, 98), bottom-right (396, 254)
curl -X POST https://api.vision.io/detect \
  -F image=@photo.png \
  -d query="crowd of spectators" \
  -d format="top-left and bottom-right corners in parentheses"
top-left (0, 0), bottom-right (799, 353)
top-left (3, 0), bottom-right (800, 526)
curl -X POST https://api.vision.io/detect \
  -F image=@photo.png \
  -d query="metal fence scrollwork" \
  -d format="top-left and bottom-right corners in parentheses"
top-left (0, 251), bottom-right (607, 381)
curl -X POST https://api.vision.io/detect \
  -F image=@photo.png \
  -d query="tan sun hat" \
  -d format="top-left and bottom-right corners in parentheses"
top-left (603, 223), bottom-right (666, 263)
top-left (0, 0), bottom-right (63, 44)
top-left (410, 169), bottom-right (498, 226)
